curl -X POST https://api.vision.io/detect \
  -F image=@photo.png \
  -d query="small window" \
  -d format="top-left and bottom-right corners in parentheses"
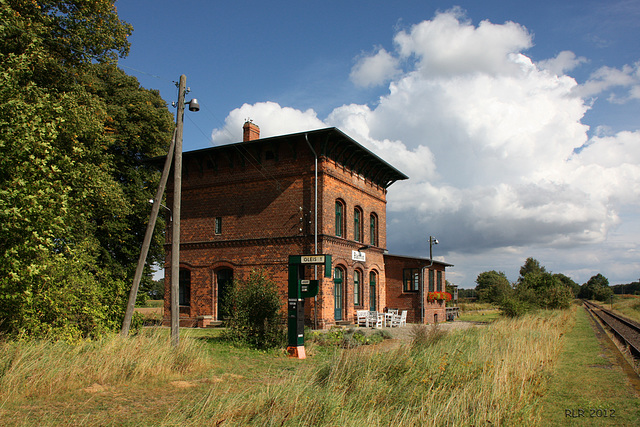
top-left (403, 268), bottom-right (420, 292)
top-left (354, 207), bottom-right (362, 242)
top-left (428, 270), bottom-right (435, 293)
top-left (369, 213), bottom-right (378, 246)
top-left (335, 200), bottom-right (344, 237)
top-left (214, 217), bottom-right (222, 235)
top-left (354, 270), bottom-right (361, 306)
top-left (437, 270), bottom-right (443, 292)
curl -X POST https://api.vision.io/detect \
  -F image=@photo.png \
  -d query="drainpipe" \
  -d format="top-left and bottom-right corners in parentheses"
top-left (420, 236), bottom-right (438, 323)
top-left (305, 134), bottom-right (318, 329)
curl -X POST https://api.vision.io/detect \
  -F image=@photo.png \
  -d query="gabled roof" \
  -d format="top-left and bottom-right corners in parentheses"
top-left (155, 127), bottom-right (408, 189)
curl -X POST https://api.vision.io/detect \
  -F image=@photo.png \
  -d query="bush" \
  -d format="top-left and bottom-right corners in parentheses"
top-left (499, 297), bottom-right (532, 318)
top-left (222, 270), bottom-right (285, 349)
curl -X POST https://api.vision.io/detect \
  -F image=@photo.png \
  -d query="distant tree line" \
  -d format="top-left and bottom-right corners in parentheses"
top-left (612, 281), bottom-right (640, 295)
top-left (473, 257), bottom-right (615, 317)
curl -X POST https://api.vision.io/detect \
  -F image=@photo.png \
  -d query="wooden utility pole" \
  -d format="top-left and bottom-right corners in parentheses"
top-left (121, 129), bottom-right (176, 336)
top-left (171, 74), bottom-right (186, 347)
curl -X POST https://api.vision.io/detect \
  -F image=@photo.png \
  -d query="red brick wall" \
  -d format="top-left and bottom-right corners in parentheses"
top-left (384, 255), bottom-right (448, 324)
top-left (163, 137), bottom-right (392, 328)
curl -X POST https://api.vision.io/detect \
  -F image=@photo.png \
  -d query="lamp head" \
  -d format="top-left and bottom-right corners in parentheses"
top-left (187, 98), bottom-right (200, 112)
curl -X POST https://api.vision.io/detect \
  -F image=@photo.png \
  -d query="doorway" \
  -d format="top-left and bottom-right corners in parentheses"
top-left (216, 268), bottom-right (233, 320)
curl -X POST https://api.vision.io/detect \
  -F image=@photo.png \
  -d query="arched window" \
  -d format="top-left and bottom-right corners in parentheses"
top-left (179, 269), bottom-right (191, 306)
top-left (369, 271), bottom-right (377, 311)
top-left (369, 213), bottom-right (378, 246)
top-left (354, 269), bottom-right (362, 306)
top-left (335, 200), bottom-right (345, 237)
top-left (354, 207), bottom-right (363, 242)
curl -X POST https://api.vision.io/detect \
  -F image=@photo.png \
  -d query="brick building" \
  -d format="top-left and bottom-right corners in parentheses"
top-left (162, 122), bottom-right (452, 328)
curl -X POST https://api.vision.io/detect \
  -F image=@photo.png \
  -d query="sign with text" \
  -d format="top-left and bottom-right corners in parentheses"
top-left (300, 255), bottom-right (326, 264)
top-left (352, 250), bottom-right (366, 262)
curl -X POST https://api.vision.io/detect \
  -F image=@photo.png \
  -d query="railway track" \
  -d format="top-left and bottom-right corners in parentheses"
top-left (583, 300), bottom-right (640, 360)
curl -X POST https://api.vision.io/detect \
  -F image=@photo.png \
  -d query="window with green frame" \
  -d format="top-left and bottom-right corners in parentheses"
top-left (335, 200), bottom-right (344, 237)
top-left (428, 269), bottom-right (435, 292)
top-left (437, 270), bottom-right (443, 292)
top-left (354, 269), bottom-right (361, 306)
top-left (354, 207), bottom-right (362, 242)
top-left (369, 213), bottom-right (378, 246)
top-left (403, 268), bottom-right (420, 292)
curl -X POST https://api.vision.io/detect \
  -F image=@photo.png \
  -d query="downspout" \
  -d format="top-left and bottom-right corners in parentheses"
top-left (420, 240), bottom-right (435, 324)
top-left (305, 134), bottom-right (318, 329)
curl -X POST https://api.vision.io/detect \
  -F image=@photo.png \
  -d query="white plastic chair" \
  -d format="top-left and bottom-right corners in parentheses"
top-left (399, 310), bottom-right (407, 327)
top-left (356, 310), bottom-right (368, 327)
top-left (367, 311), bottom-right (383, 328)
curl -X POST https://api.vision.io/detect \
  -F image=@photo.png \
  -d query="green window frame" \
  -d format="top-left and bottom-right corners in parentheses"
top-left (437, 270), bottom-right (443, 292)
top-left (335, 200), bottom-right (344, 237)
top-left (214, 217), bottom-right (222, 235)
top-left (354, 208), bottom-right (362, 242)
top-left (403, 268), bottom-right (420, 292)
top-left (369, 213), bottom-right (378, 246)
top-left (354, 270), bottom-right (361, 306)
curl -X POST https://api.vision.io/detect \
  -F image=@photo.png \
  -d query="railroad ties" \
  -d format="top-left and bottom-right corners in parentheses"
top-left (583, 300), bottom-right (640, 360)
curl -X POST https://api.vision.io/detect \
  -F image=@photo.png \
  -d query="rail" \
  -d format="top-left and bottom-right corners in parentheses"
top-left (583, 300), bottom-right (640, 359)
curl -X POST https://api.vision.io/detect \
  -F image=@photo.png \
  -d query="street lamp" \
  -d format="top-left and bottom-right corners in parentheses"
top-left (420, 236), bottom-right (439, 323)
top-left (170, 74), bottom-right (198, 347)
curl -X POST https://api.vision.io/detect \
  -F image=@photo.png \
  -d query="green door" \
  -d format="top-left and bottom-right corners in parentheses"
top-left (334, 267), bottom-right (343, 321)
top-left (369, 271), bottom-right (376, 311)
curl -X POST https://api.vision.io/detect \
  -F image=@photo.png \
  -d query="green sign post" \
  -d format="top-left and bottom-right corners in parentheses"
top-left (287, 254), bottom-right (332, 359)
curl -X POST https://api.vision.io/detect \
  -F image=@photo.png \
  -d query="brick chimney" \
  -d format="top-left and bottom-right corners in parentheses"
top-left (243, 121), bottom-right (260, 142)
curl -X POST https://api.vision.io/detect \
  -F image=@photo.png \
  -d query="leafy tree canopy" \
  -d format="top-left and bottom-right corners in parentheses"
top-left (518, 257), bottom-right (546, 282)
top-left (0, 0), bottom-right (173, 340)
top-left (578, 273), bottom-right (613, 301)
top-left (475, 270), bottom-right (512, 303)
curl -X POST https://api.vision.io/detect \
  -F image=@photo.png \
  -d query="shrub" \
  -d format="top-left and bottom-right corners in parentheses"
top-left (499, 296), bottom-right (531, 318)
top-left (222, 270), bottom-right (285, 349)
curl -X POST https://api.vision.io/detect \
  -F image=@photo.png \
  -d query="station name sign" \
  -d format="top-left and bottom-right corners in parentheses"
top-left (300, 255), bottom-right (326, 264)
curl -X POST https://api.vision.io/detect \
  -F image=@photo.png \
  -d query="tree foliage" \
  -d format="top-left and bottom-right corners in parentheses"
top-left (578, 273), bottom-right (613, 301)
top-left (498, 258), bottom-right (574, 317)
top-left (0, 1), bottom-right (173, 339)
top-left (475, 270), bottom-right (512, 303)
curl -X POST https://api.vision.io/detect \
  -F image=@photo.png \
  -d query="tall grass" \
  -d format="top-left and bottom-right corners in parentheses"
top-left (165, 309), bottom-right (574, 426)
top-left (0, 328), bottom-right (209, 401)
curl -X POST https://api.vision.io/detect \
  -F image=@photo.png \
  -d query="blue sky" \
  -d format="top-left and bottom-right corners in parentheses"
top-left (117, 1), bottom-right (640, 288)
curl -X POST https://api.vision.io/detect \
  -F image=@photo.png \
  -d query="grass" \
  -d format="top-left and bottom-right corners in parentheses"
top-left (540, 306), bottom-right (640, 426)
top-left (0, 308), bottom-right (636, 425)
top-left (456, 301), bottom-right (501, 322)
top-left (611, 294), bottom-right (640, 323)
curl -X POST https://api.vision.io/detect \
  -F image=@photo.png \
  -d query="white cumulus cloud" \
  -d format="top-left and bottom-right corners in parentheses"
top-left (350, 47), bottom-right (401, 87)
top-left (211, 9), bottom-right (640, 286)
